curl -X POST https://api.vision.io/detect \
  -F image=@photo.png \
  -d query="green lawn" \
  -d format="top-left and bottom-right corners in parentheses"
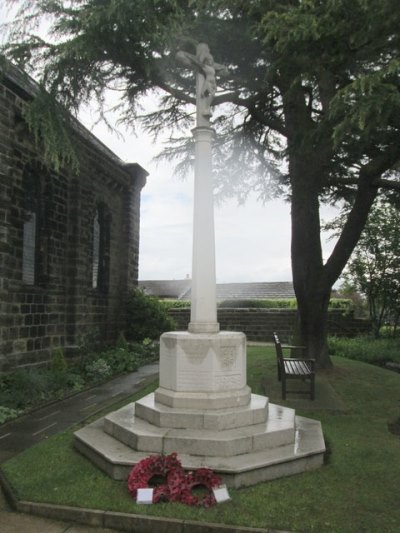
top-left (2, 347), bottom-right (400, 533)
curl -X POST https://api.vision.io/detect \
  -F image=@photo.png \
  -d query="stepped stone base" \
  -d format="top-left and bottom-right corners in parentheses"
top-left (73, 330), bottom-right (325, 488)
top-left (74, 412), bottom-right (325, 488)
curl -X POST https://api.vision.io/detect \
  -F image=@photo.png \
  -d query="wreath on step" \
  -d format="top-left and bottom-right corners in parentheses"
top-left (128, 453), bottom-right (222, 507)
top-left (127, 452), bottom-right (184, 503)
top-left (180, 468), bottom-right (222, 507)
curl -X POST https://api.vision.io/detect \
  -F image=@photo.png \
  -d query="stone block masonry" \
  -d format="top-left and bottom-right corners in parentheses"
top-left (0, 62), bottom-right (147, 371)
top-left (168, 308), bottom-right (371, 342)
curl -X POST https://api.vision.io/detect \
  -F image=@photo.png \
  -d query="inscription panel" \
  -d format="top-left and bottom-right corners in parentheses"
top-left (176, 370), bottom-right (213, 390)
top-left (218, 345), bottom-right (237, 368)
top-left (214, 374), bottom-right (242, 390)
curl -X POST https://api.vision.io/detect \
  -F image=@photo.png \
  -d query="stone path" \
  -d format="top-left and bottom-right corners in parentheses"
top-left (0, 363), bottom-right (159, 532)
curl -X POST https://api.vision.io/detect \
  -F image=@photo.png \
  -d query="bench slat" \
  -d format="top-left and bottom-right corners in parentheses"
top-left (284, 360), bottom-right (312, 375)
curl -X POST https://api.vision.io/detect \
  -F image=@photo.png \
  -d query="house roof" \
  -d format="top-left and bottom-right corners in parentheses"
top-left (138, 280), bottom-right (296, 300)
top-left (139, 279), bottom-right (192, 300)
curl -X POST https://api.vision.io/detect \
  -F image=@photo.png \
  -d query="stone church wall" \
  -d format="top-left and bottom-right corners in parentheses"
top-left (0, 64), bottom-right (147, 371)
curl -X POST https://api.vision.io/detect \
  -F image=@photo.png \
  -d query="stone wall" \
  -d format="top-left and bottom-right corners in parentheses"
top-left (0, 64), bottom-right (147, 371)
top-left (168, 308), bottom-right (371, 342)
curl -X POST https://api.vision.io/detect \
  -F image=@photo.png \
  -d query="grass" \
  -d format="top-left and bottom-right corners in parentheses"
top-left (3, 347), bottom-right (400, 533)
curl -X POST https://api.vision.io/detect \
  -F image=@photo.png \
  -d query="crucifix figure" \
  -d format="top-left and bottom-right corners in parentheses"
top-left (176, 43), bottom-right (228, 127)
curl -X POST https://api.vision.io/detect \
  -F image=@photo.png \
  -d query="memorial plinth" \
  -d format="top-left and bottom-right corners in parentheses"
top-left (74, 42), bottom-right (325, 487)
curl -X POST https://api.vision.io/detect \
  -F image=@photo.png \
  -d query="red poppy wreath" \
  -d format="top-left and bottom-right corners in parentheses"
top-left (180, 468), bottom-right (222, 508)
top-left (127, 452), bottom-right (185, 503)
top-left (128, 454), bottom-right (222, 507)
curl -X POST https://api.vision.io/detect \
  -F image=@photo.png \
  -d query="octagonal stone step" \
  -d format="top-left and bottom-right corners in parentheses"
top-left (103, 397), bottom-right (295, 458)
top-left (134, 392), bottom-right (268, 430)
top-left (74, 414), bottom-right (325, 487)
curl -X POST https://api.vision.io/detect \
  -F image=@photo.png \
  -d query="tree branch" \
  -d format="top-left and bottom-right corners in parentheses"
top-left (329, 176), bottom-right (400, 191)
top-left (156, 79), bottom-right (196, 106)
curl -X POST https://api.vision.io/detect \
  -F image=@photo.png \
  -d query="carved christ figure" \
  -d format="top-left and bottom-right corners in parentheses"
top-left (176, 43), bottom-right (228, 126)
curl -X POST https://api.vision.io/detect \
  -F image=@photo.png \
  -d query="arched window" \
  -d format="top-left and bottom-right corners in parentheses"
top-left (92, 210), bottom-right (100, 288)
top-left (22, 169), bottom-right (41, 285)
top-left (92, 203), bottom-right (111, 291)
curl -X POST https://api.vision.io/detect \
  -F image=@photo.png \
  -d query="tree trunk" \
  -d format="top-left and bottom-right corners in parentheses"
top-left (281, 75), bottom-right (381, 368)
top-left (295, 285), bottom-right (333, 368)
top-left (290, 156), bottom-right (333, 368)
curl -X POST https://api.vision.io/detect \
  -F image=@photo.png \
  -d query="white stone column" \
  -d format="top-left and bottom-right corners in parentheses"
top-left (188, 126), bottom-right (219, 334)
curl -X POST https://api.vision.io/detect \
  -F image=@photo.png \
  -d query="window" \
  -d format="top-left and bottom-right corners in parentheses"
top-left (92, 204), bottom-right (110, 291)
top-left (22, 211), bottom-right (37, 284)
top-left (22, 168), bottom-right (41, 285)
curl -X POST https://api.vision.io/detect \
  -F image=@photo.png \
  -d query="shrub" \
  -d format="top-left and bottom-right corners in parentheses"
top-left (0, 406), bottom-right (23, 424)
top-left (161, 300), bottom-right (190, 310)
top-left (328, 335), bottom-right (400, 365)
top-left (103, 348), bottom-right (138, 374)
top-left (0, 369), bottom-right (49, 409)
top-left (84, 358), bottom-right (112, 383)
top-left (217, 298), bottom-right (354, 310)
top-left (328, 298), bottom-right (355, 313)
top-left (218, 299), bottom-right (297, 308)
top-left (50, 346), bottom-right (67, 373)
top-left (125, 289), bottom-right (176, 342)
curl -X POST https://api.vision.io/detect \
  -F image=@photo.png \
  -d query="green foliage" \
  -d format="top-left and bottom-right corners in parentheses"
top-left (161, 300), bottom-right (190, 310)
top-left (327, 299), bottom-right (354, 313)
top-left (328, 335), bottom-right (400, 365)
top-left (218, 299), bottom-right (296, 308)
top-left (0, 406), bottom-right (24, 424)
top-left (83, 358), bottom-right (112, 383)
top-left (334, 201), bottom-right (400, 337)
top-left (0, 337), bottom-right (157, 419)
top-left (217, 298), bottom-right (353, 311)
top-left (50, 346), bottom-right (67, 373)
top-left (22, 88), bottom-right (79, 172)
top-left (116, 332), bottom-right (129, 351)
top-left (125, 289), bottom-right (176, 342)
top-left (0, 369), bottom-right (49, 409)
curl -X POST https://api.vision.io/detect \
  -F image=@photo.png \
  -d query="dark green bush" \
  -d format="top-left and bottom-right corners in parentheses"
top-left (0, 406), bottom-right (23, 424)
top-left (217, 298), bottom-right (353, 311)
top-left (328, 298), bottom-right (355, 312)
top-left (0, 369), bottom-right (49, 409)
top-left (161, 300), bottom-right (190, 310)
top-left (125, 289), bottom-right (176, 341)
top-left (102, 347), bottom-right (138, 374)
top-left (218, 299), bottom-right (297, 308)
top-left (328, 335), bottom-right (400, 365)
top-left (0, 335), bottom-right (159, 424)
top-left (83, 358), bottom-right (112, 383)
top-left (50, 346), bottom-right (67, 373)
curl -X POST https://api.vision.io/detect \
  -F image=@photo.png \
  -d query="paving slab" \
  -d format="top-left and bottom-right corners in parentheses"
top-left (0, 363), bottom-right (159, 464)
top-left (0, 363), bottom-right (159, 532)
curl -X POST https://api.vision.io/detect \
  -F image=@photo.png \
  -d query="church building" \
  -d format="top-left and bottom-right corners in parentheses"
top-left (0, 62), bottom-right (147, 371)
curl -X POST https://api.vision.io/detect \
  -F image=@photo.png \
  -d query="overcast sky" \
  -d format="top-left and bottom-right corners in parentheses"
top-left (1, 5), bottom-right (339, 284)
top-left (85, 108), bottom-right (339, 283)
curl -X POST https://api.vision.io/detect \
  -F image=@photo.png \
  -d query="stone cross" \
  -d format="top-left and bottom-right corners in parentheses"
top-left (176, 43), bottom-right (228, 128)
top-left (176, 43), bottom-right (227, 334)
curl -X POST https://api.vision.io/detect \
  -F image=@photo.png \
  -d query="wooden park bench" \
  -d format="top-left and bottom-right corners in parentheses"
top-left (273, 332), bottom-right (315, 400)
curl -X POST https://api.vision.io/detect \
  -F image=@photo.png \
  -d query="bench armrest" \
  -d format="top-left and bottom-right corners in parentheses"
top-left (281, 344), bottom-right (306, 350)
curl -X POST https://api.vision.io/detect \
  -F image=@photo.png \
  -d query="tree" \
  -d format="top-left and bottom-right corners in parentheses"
top-left (2, 0), bottom-right (400, 367)
top-left (341, 201), bottom-right (400, 337)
